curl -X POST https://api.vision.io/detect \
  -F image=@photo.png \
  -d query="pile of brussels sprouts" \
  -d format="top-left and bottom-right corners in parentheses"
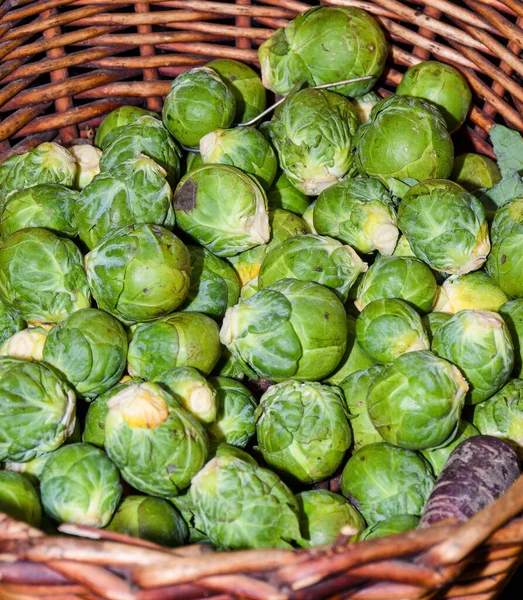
top-left (0, 5), bottom-right (523, 552)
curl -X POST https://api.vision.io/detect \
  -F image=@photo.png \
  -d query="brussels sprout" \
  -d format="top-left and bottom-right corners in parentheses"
top-left (0, 298), bottom-right (24, 345)
top-left (162, 67), bottom-right (236, 147)
top-left (127, 312), bottom-right (221, 379)
top-left (181, 246), bottom-right (240, 320)
top-left (106, 495), bottom-right (188, 547)
top-left (314, 178), bottom-right (399, 256)
top-left (355, 96), bottom-right (454, 186)
top-left (95, 106), bottom-right (158, 150)
top-left (267, 172), bottom-right (310, 215)
top-left (423, 312), bottom-right (452, 344)
top-left (302, 200), bottom-right (317, 233)
top-left (99, 116), bottom-right (181, 187)
top-left (323, 315), bottom-right (375, 386)
top-left (174, 164), bottom-right (270, 257)
top-left (0, 142), bottom-right (77, 197)
top-left (367, 351), bottom-right (468, 449)
top-left (259, 234), bottom-right (367, 302)
top-left (473, 380), bottom-right (523, 458)
top-left (40, 443), bottom-right (121, 527)
top-left (0, 228), bottom-right (90, 326)
top-left (499, 300), bottom-right (523, 378)
top-left (154, 367), bottom-right (217, 425)
top-left (200, 127), bottom-right (277, 190)
top-left (341, 442), bottom-right (434, 524)
top-left (258, 6), bottom-right (386, 97)
top-left (0, 184), bottom-right (78, 239)
top-left (213, 347), bottom-right (245, 381)
top-left (185, 151), bottom-right (204, 174)
top-left (392, 235), bottom-right (416, 258)
top-left (221, 279), bottom-right (348, 381)
top-left (396, 62), bottom-right (472, 133)
top-left (451, 153), bottom-right (501, 192)
top-left (191, 455), bottom-right (303, 549)
top-left (486, 197), bottom-right (523, 298)
top-left (398, 180), bottom-right (490, 275)
top-left (85, 224), bottom-right (190, 325)
top-left (433, 271), bottom-right (508, 314)
top-left (170, 489), bottom-right (209, 544)
top-left (43, 308), bottom-right (127, 400)
top-left (421, 420), bottom-right (479, 476)
top-left (69, 144), bottom-right (102, 190)
top-left (433, 310), bottom-right (514, 404)
top-left (269, 88), bottom-right (360, 196)
top-left (207, 377), bottom-right (256, 448)
top-left (0, 471), bottom-right (41, 526)
top-left (212, 443), bottom-right (257, 465)
top-left (3, 454), bottom-right (51, 482)
top-left (76, 156), bottom-right (174, 250)
top-left (356, 256), bottom-right (438, 313)
top-left (105, 382), bottom-right (209, 497)
top-left (0, 327), bottom-right (47, 361)
top-left (353, 92), bottom-right (381, 123)
top-left (207, 59), bottom-right (266, 123)
top-left (297, 490), bottom-right (365, 547)
top-left (356, 299), bottom-right (430, 365)
top-left (255, 381), bottom-right (351, 483)
top-left (361, 514), bottom-right (419, 540)
top-left (340, 365), bottom-right (385, 451)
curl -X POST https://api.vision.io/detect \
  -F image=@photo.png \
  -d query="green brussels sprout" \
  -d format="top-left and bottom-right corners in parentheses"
top-left (127, 312), bottom-right (221, 379)
top-left (174, 164), bottom-right (270, 258)
top-left (0, 228), bottom-right (90, 326)
top-left (170, 489), bottom-right (209, 544)
top-left (392, 235), bottom-right (416, 258)
top-left (240, 277), bottom-right (259, 301)
top-left (356, 299), bottom-right (430, 365)
top-left (40, 443), bottom-right (121, 527)
top-left (184, 151), bottom-right (204, 174)
top-left (43, 308), bottom-right (127, 400)
top-left (0, 142), bottom-right (77, 197)
top-left (3, 454), bottom-right (51, 483)
top-left (256, 381), bottom-right (352, 483)
top-left (323, 315), bottom-right (375, 386)
top-left (212, 443), bottom-right (257, 465)
top-left (367, 351), bottom-right (468, 449)
top-left (340, 365), bottom-right (386, 451)
top-left (423, 312), bottom-right (452, 344)
top-left (0, 184), bottom-right (78, 239)
top-left (433, 271), bottom-right (509, 314)
top-left (106, 495), bottom-right (188, 547)
top-left (361, 514), bottom-right (419, 540)
top-left (213, 347), bottom-right (245, 381)
top-left (0, 326), bottom-right (47, 361)
top-left (162, 67), bottom-right (236, 147)
top-left (398, 180), bottom-right (490, 275)
top-left (297, 490), bottom-right (365, 547)
top-left (0, 471), bottom-right (41, 526)
top-left (396, 62), bottom-right (472, 133)
top-left (221, 279), bottom-right (348, 381)
top-left (154, 367), bottom-right (217, 425)
top-left (421, 420), bottom-right (479, 476)
top-left (69, 144), bottom-right (102, 190)
top-left (267, 172), bottom-right (310, 215)
top-left (341, 442), bottom-right (434, 524)
top-left (314, 178), bottom-right (399, 256)
top-left (191, 455), bottom-right (303, 549)
top-left (207, 59), bottom-right (266, 123)
top-left (269, 88), bottom-right (360, 195)
top-left (0, 297), bottom-right (24, 345)
top-left (99, 116), bottom-right (181, 187)
top-left (95, 106), bottom-right (158, 150)
top-left (258, 6), bottom-right (387, 97)
top-left (472, 380), bottom-right (523, 458)
top-left (353, 92), bottom-right (381, 123)
top-left (302, 200), bottom-right (317, 234)
top-left (207, 377), bottom-right (256, 448)
top-left (76, 155), bottom-right (174, 250)
top-left (356, 256), bottom-right (438, 313)
top-left (181, 246), bottom-right (240, 320)
top-left (258, 234), bottom-right (367, 302)
top-left (85, 224), bottom-right (190, 325)
top-left (486, 197), bottom-right (523, 298)
top-left (200, 127), bottom-right (277, 190)
top-left (499, 300), bottom-right (523, 378)
top-left (355, 96), bottom-right (454, 186)
top-left (104, 382), bottom-right (209, 497)
top-left (451, 153), bottom-right (501, 192)
top-left (433, 310), bottom-right (514, 405)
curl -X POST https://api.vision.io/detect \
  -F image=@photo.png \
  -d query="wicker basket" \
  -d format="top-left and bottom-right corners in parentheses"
top-left (1, 1), bottom-right (523, 599)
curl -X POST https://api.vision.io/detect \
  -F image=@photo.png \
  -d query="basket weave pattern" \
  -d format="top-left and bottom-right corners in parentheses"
top-left (1, 1), bottom-right (523, 599)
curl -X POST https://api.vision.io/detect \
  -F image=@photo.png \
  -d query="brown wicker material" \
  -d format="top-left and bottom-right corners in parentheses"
top-left (1, 1), bottom-right (523, 599)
